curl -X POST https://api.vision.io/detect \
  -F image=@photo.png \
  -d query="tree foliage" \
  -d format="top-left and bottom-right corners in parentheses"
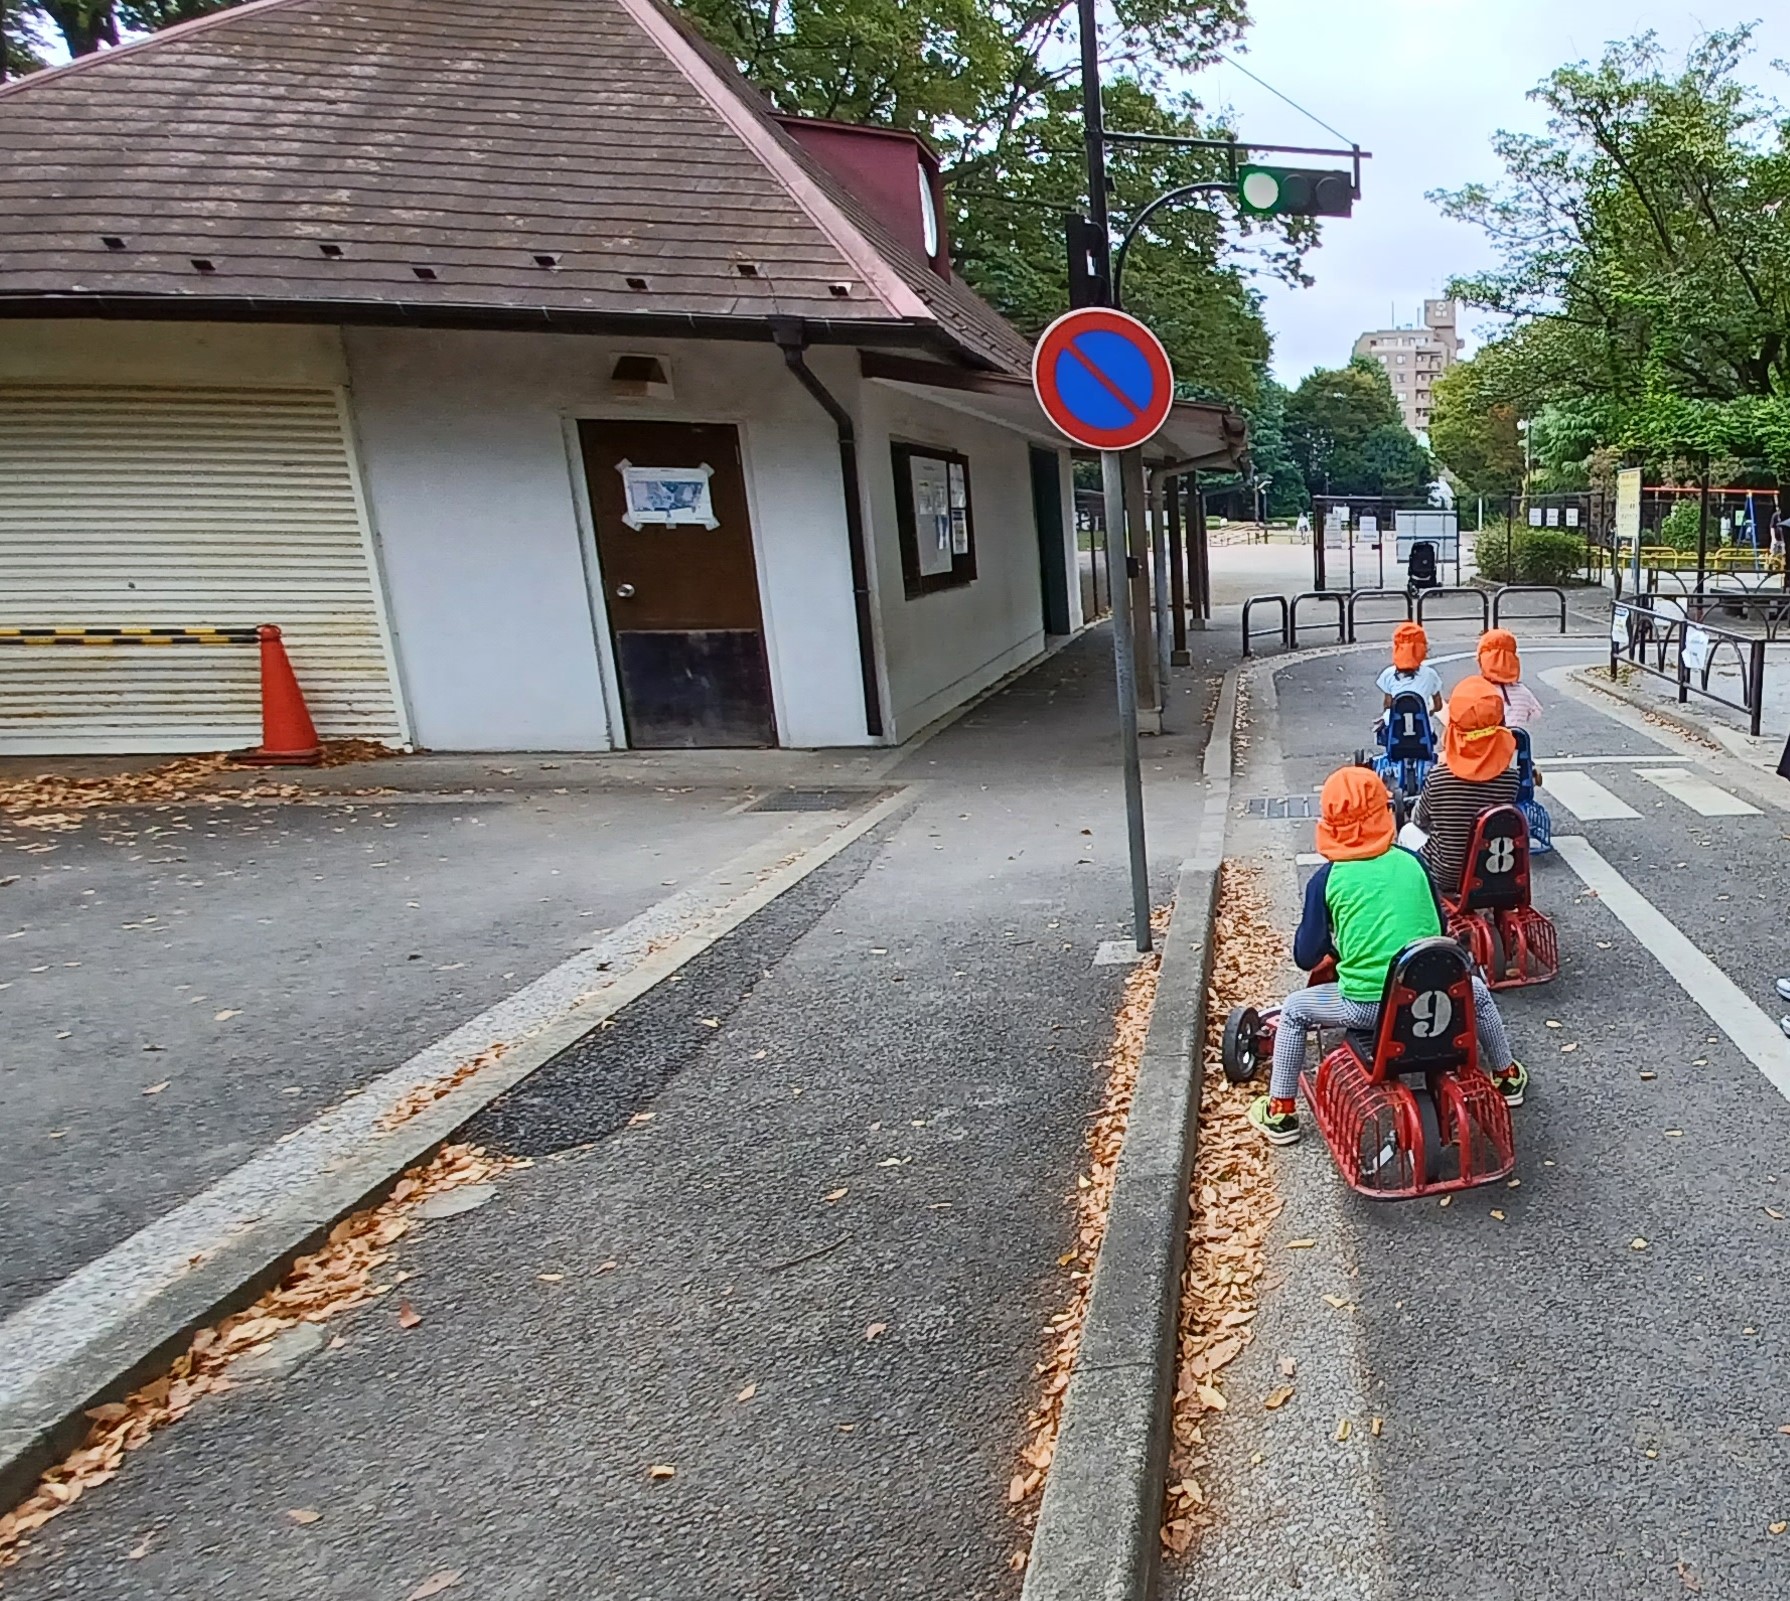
top-left (1434, 28), bottom-right (1790, 475)
top-left (1427, 360), bottom-right (1524, 498)
top-left (1282, 359), bottom-right (1433, 499)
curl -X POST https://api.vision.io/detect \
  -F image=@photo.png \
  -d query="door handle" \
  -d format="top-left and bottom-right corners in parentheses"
top-left (615, 583), bottom-right (636, 598)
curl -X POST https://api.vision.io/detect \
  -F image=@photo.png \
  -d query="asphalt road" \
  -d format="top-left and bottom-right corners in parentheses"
top-left (0, 631), bottom-right (1226, 1601)
top-left (1175, 639), bottom-right (1790, 1601)
top-left (0, 780), bottom-right (806, 1316)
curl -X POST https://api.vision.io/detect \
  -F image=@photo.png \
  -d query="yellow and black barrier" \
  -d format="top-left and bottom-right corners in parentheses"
top-left (0, 626), bottom-right (262, 647)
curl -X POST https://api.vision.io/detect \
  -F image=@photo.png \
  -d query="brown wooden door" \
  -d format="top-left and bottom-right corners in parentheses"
top-left (579, 419), bottom-right (776, 748)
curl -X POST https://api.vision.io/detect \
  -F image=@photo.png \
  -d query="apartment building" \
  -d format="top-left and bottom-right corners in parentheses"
top-left (1352, 299), bottom-right (1459, 436)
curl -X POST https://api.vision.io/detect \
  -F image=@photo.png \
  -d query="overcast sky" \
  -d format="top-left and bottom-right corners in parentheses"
top-left (1198, 2), bottom-right (1790, 385)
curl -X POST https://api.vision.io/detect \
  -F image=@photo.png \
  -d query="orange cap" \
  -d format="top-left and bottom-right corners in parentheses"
top-left (1442, 675), bottom-right (1518, 782)
top-left (1477, 628), bottom-right (1521, 686)
top-left (1391, 621), bottom-right (1429, 674)
top-left (1314, 766), bottom-right (1396, 862)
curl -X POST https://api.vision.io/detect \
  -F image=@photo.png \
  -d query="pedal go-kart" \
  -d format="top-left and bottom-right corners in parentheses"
top-left (1221, 939), bottom-right (1516, 1198)
top-left (1358, 690), bottom-right (1436, 821)
top-left (1443, 803), bottom-right (1558, 989)
top-left (1513, 728), bottom-right (1552, 855)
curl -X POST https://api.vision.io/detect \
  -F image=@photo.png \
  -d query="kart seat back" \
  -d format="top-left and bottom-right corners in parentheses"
top-left (1408, 541), bottom-right (1439, 586)
top-left (1456, 804), bottom-right (1532, 914)
top-left (1366, 937), bottom-right (1478, 1082)
top-left (1384, 691), bottom-right (1435, 764)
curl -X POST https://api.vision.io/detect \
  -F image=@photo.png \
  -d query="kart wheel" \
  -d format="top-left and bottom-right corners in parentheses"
top-left (1222, 1005), bottom-right (1266, 1085)
top-left (1415, 1080), bottom-right (1447, 1184)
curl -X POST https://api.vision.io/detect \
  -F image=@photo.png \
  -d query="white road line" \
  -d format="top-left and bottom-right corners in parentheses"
top-left (1554, 834), bottom-right (1790, 1102)
top-left (1295, 852), bottom-right (1324, 867)
top-left (1635, 767), bottom-right (1762, 817)
top-left (1539, 769), bottom-right (1641, 820)
top-left (1542, 754), bottom-right (1691, 766)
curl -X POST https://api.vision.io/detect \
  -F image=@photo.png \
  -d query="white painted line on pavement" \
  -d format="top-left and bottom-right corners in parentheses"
top-left (1543, 754), bottom-right (1690, 766)
top-left (1634, 767), bottom-right (1762, 817)
top-left (1295, 852), bottom-right (1325, 867)
top-left (1554, 834), bottom-right (1790, 1103)
top-left (1539, 769), bottom-right (1641, 820)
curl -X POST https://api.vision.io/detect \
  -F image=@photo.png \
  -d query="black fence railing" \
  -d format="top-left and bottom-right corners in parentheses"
top-left (1611, 600), bottom-right (1768, 736)
top-left (1240, 594), bottom-right (1290, 657)
top-left (1241, 585), bottom-right (1576, 655)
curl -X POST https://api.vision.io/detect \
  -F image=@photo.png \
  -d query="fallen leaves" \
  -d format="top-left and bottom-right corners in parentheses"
top-left (377, 1045), bottom-right (507, 1133)
top-left (397, 1301), bottom-right (422, 1330)
top-left (1009, 905), bottom-right (1167, 1560)
top-left (286, 1508), bottom-right (321, 1525)
top-left (141, 1081), bottom-right (170, 1096)
top-left (213, 1009), bottom-right (242, 1022)
top-left (647, 1465), bottom-right (676, 1482)
top-left (824, 1187), bottom-right (849, 1204)
top-left (405, 1571), bottom-right (464, 1600)
top-left (1632, 1237), bottom-right (1650, 1251)
top-left (0, 1142), bottom-right (521, 1572)
top-left (864, 1322), bottom-right (887, 1342)
top-left (1163, 867), bottom-right (1285, 1558)
top-left (736, 1383), bottom-right (757, 1403)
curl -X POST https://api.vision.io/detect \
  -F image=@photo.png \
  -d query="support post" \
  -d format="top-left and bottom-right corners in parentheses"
top-left (1191, 482), bottom-right (1211, 628)
top-left (1121, 448), bottom-right (1158, 716)
top-left (1696, 457), bottom-right (1711, 600)
top-left (1102, 450), bottom-right (1153, 953)
top-left (1150, 472), bottom-right (1172, 715)
top-left (1167, 479), bottom-right (1190, 664)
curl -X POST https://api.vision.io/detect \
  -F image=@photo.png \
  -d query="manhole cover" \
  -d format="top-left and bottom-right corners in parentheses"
top-left (746, 787), bottom-right (891, 813)
top-left (1243, 794), bottom-right (1319, 820)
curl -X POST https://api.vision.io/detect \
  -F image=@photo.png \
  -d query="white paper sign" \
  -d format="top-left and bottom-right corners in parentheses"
top-left (1682, 626), bottom-right (1712, 674)
top-left (616, 460), bottom-right (717, 529)
top-left (1359, 515), bottom-right (1379, 537)
top-left (1333, 505), bottom-right (1351, 526)
top-left (1528, 507), bottom-right (1545, 527)
top-left (910, 455), bottom-right (955, 576)
top-left (1566, 506), bottom-right (1581, 528)
top-left (1611, 606), bottom-right (1631, 648)
top-left (1547, 507), bottom-right (1562, 527)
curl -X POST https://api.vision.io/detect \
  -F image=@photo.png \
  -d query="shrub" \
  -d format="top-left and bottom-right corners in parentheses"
top-left (1475, 526), bottom-right (1519, 583)
top-left (1514, 529), bottom-right (1587, 584)
top-left (1658, 499), bottom-right (1703, 552)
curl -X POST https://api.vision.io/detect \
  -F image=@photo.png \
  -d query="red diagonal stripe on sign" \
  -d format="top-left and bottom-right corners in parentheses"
top-left (1064, 336), bottom-right (1145, 420)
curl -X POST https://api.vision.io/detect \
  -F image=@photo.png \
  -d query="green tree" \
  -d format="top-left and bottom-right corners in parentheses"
top-left (1242, 378), bottom-right (1307, 516)
top-left (1283, 358), bottom-right (1431, 497)
top-left (1433, 28), bottom-right (1790, 484)
top-left (1428, 360), bottom-right (1524, 498)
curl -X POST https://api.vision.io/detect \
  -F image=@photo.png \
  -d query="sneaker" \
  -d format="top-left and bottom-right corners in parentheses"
top-left (1248, 1095), bottom-right (1301, 1146)
top-left (1493, 1061), bottom-right (1528, 1107)
top-left (1781, 1016), bottom-right (1790, 1040)
top-left (1776, 977), bottom-right (1790, 1004)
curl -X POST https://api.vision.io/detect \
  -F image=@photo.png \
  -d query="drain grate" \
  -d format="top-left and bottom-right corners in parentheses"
top-left (746, 786), bottom-right (892, 813)
top-left (1243, 794), bottom-right (1320, 820)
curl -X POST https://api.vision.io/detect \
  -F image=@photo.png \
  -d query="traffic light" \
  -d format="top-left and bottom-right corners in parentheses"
top-left (1236, 166), bottom-right (1354, 218)
top-left (1064, 212), bottom-right (1110, 308)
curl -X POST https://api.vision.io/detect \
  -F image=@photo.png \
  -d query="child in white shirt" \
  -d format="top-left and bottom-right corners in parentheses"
top-left (1377, 622), bottom-right (1444, 721)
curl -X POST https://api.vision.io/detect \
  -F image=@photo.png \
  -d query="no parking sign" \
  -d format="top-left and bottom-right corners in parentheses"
top-left (1031, 308), bottom-right (1175, 451)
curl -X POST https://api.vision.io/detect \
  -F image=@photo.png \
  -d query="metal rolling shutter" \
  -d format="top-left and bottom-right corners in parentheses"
top-left (0, 385), bottom-right (404, 754)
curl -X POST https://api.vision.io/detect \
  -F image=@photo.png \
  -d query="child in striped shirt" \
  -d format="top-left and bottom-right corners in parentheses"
top-left (1413, 676), bottom-right (1521, 899)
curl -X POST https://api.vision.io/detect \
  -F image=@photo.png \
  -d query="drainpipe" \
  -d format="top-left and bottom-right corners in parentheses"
top-left (771, 318), bottom-right (885, 739)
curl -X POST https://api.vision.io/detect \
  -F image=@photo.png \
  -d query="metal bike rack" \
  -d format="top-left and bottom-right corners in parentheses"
top-left (1415, 587), bottom-right (1492, 631)
top-left (1344, 588), bottom-right (1413, 643)
top-left (1240, 594), bottom-right (1290, 657)
top-left (1289, 590), bottom-right (1347, 650)
top-left (1491, 586), bottom-right (1568, 633)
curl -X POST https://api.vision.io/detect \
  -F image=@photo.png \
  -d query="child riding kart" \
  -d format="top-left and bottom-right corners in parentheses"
top-left (1235, 766), bottom-right (1528, 1192)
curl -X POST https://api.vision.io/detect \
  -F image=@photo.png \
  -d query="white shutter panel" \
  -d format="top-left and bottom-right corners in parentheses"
top-left (0, 385), bottom-right (403, 754)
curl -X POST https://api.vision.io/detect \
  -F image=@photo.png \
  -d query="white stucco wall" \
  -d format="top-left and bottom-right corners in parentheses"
top-left (859, 383), bottom-right (1068, 741)
top-left (343, 327), bottom-right (867, 750)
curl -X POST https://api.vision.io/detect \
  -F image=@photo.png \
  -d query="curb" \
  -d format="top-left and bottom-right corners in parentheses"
top-left (0, 790), bottom-right (914, 1514)
top-left (1020, 670), bottom-right (1235, 1601)
top-left (1568, 665), bottom-right (1739, 751)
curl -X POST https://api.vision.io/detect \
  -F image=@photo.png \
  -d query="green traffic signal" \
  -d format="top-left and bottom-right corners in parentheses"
top-left (1237, 165), bottom-right (1354, 218)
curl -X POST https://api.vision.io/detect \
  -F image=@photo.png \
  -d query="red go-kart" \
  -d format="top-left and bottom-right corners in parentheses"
top-left (1444, 804), bottom-right (1558, 990)
top-left (1221, 938), bottom-right (1516, 1199)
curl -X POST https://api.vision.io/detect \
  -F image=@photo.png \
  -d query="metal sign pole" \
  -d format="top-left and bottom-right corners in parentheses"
top-left (1103, 449), bottom-right (1153, 951)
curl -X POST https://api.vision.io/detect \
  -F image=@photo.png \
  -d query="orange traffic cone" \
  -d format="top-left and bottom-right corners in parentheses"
top-left (236, 624), bottom-right (322, 767)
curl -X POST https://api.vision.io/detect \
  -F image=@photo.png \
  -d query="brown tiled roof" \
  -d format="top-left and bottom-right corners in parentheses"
top-left (0, 0), bottom-right (1029, 372)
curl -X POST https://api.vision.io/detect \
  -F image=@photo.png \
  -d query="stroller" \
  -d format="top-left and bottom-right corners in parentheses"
top-left (1406, 540), bottom-right (1440, 598)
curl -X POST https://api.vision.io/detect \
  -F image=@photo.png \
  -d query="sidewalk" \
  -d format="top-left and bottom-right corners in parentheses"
top-left (1, 629), bottom-right (1232, 1601)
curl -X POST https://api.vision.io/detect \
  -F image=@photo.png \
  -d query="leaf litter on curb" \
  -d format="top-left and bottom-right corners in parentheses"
top-left (0, 1142), bottom-right (524, 1572)
top-left (1162, 864), bottom-right (1286, 1558)
top-left (1005, 905), bottom-right (1168, 1557)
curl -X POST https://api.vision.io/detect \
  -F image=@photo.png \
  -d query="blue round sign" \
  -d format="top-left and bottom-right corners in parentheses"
top-left (1031, 308), bottom-right (1175, 450)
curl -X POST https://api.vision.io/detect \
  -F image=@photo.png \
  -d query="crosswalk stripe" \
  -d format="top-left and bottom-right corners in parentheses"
top-left (1539, 770), bottom-right (1640, 821)
top-left (1634, 768), bottom-right (1761, 817)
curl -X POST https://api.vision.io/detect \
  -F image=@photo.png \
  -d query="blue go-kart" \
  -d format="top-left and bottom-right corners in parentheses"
top-left (1358, 690), bottom-right (1436, 822)
top-left (1513, 727), bottom-right (1552, 854)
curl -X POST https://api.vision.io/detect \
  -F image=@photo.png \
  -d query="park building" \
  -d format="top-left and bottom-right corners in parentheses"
top-left (0, 0), bottom-right (1246, 756)
top-left (1351, 299), bottom-right (1460, 436)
